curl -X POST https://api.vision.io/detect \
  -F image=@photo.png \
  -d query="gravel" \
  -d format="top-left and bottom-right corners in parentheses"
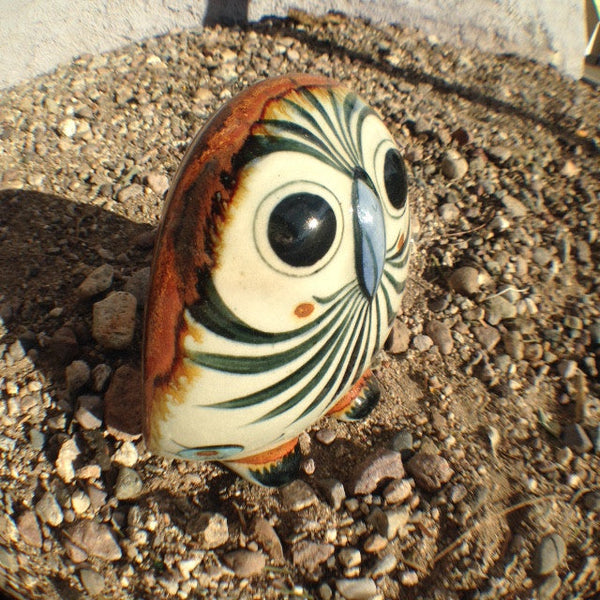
top-left (0, 8), bottom-right (599, 600)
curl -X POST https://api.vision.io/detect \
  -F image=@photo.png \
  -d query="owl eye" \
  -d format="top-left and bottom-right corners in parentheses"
top-left (268, 193), bottom-right (337, 267)
top-left (383, 148), bottom-right (408, 210)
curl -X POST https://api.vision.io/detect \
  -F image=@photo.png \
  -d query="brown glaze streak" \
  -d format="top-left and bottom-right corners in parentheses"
top-left (143, 74), bottom-right (335, 442)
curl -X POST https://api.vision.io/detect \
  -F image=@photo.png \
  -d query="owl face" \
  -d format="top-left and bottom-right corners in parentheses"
top-left (143, 75), bottom-right (410, 470)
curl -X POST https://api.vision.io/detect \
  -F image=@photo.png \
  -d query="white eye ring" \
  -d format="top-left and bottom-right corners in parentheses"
top-left (253, 180), bottom-right (345, 277)
top-left (372, 139), bottom-right (408, 219)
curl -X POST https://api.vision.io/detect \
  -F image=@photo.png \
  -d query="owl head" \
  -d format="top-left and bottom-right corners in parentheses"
top-left (143, 75), bottom-right (410, 482)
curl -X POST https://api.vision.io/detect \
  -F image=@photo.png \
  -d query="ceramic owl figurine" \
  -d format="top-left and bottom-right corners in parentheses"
top-left (143, 74), bottom-right (410, 486)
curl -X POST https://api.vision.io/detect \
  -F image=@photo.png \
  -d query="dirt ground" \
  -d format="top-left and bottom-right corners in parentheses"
top-left (0, 11), bottom-right (599, 600)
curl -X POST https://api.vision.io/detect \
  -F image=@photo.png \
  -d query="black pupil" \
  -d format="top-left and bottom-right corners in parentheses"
top-left (268, 193), bottom-right (336, 267)
top-left (384, 148), bottom-right (408, 210)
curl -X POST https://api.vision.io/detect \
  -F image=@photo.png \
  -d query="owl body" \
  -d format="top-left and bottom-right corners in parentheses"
top-left (143, 75), bottom-right (411, 485)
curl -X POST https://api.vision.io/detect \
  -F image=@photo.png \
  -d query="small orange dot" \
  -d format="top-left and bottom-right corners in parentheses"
top-left (294, 303), bottom-right (314, 318)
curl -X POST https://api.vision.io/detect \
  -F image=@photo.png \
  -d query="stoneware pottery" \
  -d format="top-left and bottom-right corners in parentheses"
top-left (143, 74), bottom-right (411, 486)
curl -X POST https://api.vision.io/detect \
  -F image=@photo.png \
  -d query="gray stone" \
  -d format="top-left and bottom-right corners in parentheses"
top-left (583, 491), bottom-right (600, 511)
top-left (65, 360), bottom-right (91, 394)
top-left (0, 547), bottom-right (18, 573)
top-left (487, 145), bottom-right (512, 163)
top-left (561, 423), bottom-right (593, 454)
top-left (406, 452), bottom-right (454, 491)
top-left (124, 267), bottom-right (151, 306)
top-left (485, 296), bottom-right (517, 325)
top-left (536, 574), bottom-right (561, 600)
top-left (292, 541), bottom-right (334, 571)
top-left (116, 183), bottom-right (144, 203)
top-left (557, 360), bottom-right (578, 379)
top-left (438, 202), bottom-right (460, 223)
top-left (448, 266), bottom-right (480, 296)
top-left (35, 491), bottom-right (64, 527)
top-left (382, 478), bottom-right (412, 504)
top-left (77, 264), bottom-right (114, 298)
top-left (223, 550), bottom-right (266, 577)
top-left (368, 506), bottom-right (410, 539)
top-left (58, 118), bottom-right (77, 138)
top-left (252, 517), bottom-right (284, 564)
top-left (193, 512), bottom-right (229, 549)
top-left (74, 395), bottom-right (103, 430)
top-left (474, 325), bottom-right (501, 351)
top-left (91, 363), bottom-right (112, 392)
top-left (338, 548), bottom-right (361, 568)
top-left (317, 478), bottom-right (346, 510)
top-left (501, 195), bottom-right (528, 218)
top-left (441, 150), bottom-right (468, 179)
top-left (589, 425), bottom-right (600, 453)
top-left (369, 554), bottom-right (398, 577)
top-left (412, 334), bottom-right (433, 352)
top-left (503, 330), bottom-right (524, 360)
top-left (56, 438), bottom-right (81, 483)
top-left (280, 479), bottom-right (318, 511)
top-left (349, 449), bottom-right (405, 495)
top-left (532, 533), bottom-right (566, 576)
top-left (114, 467), bottom-right (143, 500)
top-left (385, 320), bottom-right (410, 354)
top-left (391, 430), bottom-right (413, 454)
top-left (16, 510), bottom-right (42, 548)
top-left (65, 520), bottom-right (122, 561)
top-left (92, 291), bottom-right (137, 349)
top-left (80, 568), bottom-right (105, 596)
top-left (532, 248), bottom-right (554, 267)
top-left (144, 171), bottom-right (169, 196)
top-left (335, 577), bottom-right (377, 600)
top-left (426, 320), bottom-right (454, 355)
top-left (316, 428), bottom-right (337, 445)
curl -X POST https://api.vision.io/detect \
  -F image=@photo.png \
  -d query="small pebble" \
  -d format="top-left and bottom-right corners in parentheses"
top-left (80, 568), bottom-right (105, 597)
top-left (317, 478), bottom-right (346, 510)
top-left (192, 512), bottom-right (229, 549)
top-left (114, 467), bottom-right (143, 500)
top-left (65, 360), bottom-right (91, 394)
top-left (536, 574), bottom-right (561, 600)
top-left (485, 296), bottom-right (517, 325)
top-left (112, 441), bottom-right (139, 467)
top-left (583, 491), bottom-right (600, 511)
top-left (425, 320), bottom-right (454, 354)
top-left (223, 550), bottom-right (266, 577)
top-left (349, 449), bottom-right (405, 495)
top-left (385, 320), bottom-right (411, 354)
top-left (77, 264), bottom-right (114, 298)
top-left (280, 479), bottom-right (318, 511)
top-left (532, 533), bottom-right (566, 576)
top-left (56, 438), bottom-right (81, 483)
top-left (92, 292), bottom-right (137, 350)
top-left (35, 491), bottom-right (64, 527)
top-left (292, 541), bottom-right (335, 571)
top-left (252, 517), bottom-right (284, 564)
top-left (383, 478), bottom-right (412, 504)
top-left (335, 577), bottom-right (377, 600)
top-left (17, 510), bottom-right (42, 548)
top-left (448, 266), bottom-right (480, 296)
top-left (561, 423), bottom-right (593, 454)
top-left (316, 428), bottom-right (337, 445)
top-left (412, 334), bottom-right (433, 352)
top-left (370, 554), bottom-right (397, 577)
top-left (338, 548), bottom-right (361, 568)
top-left (406, 452), bottom-right (454, 491)
top-left (440, 150), bottom-right (468, 179)
top-left (64, 520), bottom-right (122, 561)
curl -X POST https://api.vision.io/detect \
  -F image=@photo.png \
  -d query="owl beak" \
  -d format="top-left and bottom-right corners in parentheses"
top-left (352, 169), bottom-right (386, 301)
